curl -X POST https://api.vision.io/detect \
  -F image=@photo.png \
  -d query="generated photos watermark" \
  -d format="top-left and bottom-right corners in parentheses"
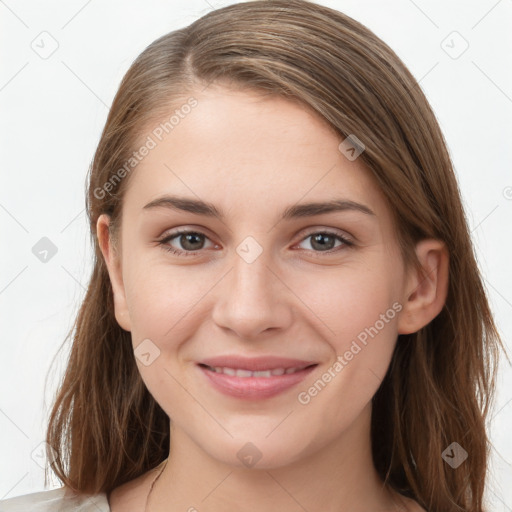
top-left (93, 97), bottom-right (198, 200)
top-left (297, 301), bottom-right (403, 405)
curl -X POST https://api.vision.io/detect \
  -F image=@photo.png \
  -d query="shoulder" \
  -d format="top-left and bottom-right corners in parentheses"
top-left (0, 486), bottom-right (110, 512)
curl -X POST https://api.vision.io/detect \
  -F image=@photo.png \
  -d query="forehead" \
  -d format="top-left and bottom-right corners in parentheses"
top-left (122, 85), bottom-right (386, 219)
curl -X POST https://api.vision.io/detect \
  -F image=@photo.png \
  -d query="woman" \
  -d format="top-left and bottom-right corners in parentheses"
top-left (1, 1), bottom-right (506, 511)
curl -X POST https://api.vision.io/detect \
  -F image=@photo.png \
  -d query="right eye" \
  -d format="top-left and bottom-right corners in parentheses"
top-left (157, 230), bottom-right (217, 256)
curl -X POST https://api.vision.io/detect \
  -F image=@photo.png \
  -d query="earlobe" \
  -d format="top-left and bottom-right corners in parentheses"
top-left (397, 239), bottom-right (449, 335)
top-left (96, 214), bottom-right (132, 332)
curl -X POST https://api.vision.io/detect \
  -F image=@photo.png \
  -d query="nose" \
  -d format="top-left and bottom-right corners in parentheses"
top-left (211, 245), bottom-right (293, 340)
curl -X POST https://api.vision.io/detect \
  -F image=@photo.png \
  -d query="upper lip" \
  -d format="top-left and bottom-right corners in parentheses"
top-left (199, 356), bottom-right (318, 372)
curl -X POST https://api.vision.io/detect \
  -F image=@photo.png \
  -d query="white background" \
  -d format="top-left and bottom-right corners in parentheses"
top-left (1, 0), bottom-right (511, 509)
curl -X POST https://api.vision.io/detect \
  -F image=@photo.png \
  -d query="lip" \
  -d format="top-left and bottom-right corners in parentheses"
top-left (197, 355), bottom-right (318, 400)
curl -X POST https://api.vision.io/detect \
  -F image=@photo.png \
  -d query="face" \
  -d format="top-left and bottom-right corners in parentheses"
top-left (99, 84), bottom-right (422, 470)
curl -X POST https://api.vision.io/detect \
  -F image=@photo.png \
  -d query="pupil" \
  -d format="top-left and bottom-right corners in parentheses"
top-left (182, 233), bottom-right (203, 250)
top-left (311, 233), bottom-right (334, 251)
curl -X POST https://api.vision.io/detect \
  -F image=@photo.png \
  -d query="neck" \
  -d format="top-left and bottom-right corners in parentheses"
top-left (147, 403), bottom-right (404, 512)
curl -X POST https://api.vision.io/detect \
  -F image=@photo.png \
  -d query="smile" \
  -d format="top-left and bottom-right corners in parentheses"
top-left (203, 365), bottom-right (312, 377)
top-left (197, 362), bottom-right (318, 400)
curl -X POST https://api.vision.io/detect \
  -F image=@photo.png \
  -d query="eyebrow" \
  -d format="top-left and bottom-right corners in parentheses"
top-left (142, 195), bottom-right (375, 219)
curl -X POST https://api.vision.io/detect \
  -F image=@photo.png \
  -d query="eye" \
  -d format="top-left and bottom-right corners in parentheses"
top-left (295, 230), bottom-right (353, 253)
top-left (157, 230), bottom-right (216, 257)
top-left (157, 228), bottom-right (354, 258)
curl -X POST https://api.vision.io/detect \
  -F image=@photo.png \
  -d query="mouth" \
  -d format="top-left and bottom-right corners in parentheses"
top-left (199, 363), bottom-right (315, 377)
top-left (196, 356), bottom-right (318, 400)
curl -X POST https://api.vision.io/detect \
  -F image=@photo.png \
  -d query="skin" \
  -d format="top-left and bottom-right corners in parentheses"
top-left (98, 84), bottom-right (448, 512)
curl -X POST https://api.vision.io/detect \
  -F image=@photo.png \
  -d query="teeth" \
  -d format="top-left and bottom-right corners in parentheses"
top-left (207, 366), bottom-right (306, 377)
top-left (253, 370), bottom-right (272, 377)
top-left (235, 369), bottom-right (253, 377)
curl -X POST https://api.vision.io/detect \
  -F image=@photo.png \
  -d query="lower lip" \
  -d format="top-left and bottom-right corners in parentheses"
top-left (198, 364), bottom-right (317, 400)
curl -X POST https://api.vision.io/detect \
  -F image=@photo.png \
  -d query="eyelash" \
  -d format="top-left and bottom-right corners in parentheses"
top-left (157, 228), bottom-right (354, 258)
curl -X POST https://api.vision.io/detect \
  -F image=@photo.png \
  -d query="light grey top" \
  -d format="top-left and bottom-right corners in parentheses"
top-left (0, 486), bottom-right (110, 512)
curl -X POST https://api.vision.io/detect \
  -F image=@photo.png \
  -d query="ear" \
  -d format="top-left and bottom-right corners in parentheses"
top-left (397, 239), bottom-right (449, 335)
top-left (96, 214), bottom-right (131, 332)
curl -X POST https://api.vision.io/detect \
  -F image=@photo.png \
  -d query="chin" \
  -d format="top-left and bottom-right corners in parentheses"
top-left (203, 433), bottom-right (315, 471)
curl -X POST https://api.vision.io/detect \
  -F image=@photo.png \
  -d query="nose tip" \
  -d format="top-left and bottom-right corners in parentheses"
top-left (211, 254), bottom-right (292, 340)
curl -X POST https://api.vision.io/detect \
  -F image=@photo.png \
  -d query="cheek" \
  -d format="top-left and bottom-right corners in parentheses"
top-left (299, 260), bottom-right (402, 344)
top-left (294, 283), bottom-right (401, 443)
top-left (123, 264), bottom-right (197, 420)
top-left (296, 261), bottom-right (402, 405)
top-left (123, 258), bottom-right (206, 341)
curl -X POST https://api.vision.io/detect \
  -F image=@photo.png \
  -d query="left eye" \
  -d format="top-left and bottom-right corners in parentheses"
top-left (157, 230), bottom-right (352, 257)
top-left (296, 231), bottom-right (352, 252)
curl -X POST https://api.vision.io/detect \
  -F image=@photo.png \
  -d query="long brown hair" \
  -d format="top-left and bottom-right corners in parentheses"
top-left (44, 1), bottom-right (508, 510)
